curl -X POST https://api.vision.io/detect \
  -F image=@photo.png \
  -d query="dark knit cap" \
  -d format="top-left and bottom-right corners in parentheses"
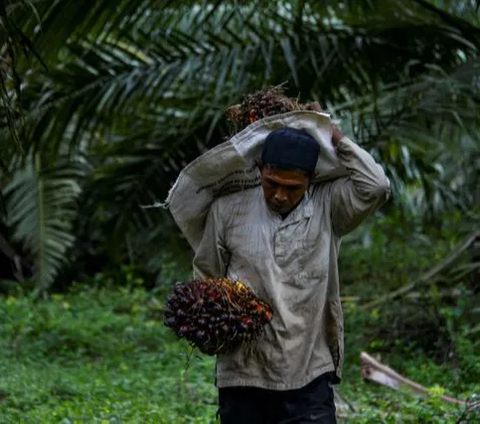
top-left (261, 128), bottom-right (320, 173)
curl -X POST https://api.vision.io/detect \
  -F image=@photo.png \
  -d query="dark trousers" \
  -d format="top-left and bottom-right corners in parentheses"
top-left (217, 373), bottom-right (337, 424)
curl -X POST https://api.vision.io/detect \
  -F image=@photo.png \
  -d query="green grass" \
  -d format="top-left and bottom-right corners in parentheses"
top-left (0, 286), bottom-right (217, 423)
top-left (0, 284), bottom-right (478, 423)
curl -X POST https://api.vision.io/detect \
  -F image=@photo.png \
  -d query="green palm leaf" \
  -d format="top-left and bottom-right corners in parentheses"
top-left (3, 154), bottom-right (87, 292)
top-left (338, 74), bottom-right (479, 218)
top-left (1, 0), bottom-right (478, 285)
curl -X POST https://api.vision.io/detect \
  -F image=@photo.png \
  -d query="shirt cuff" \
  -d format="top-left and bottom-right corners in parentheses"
top-left (335, 136), bottom-right (354, 152)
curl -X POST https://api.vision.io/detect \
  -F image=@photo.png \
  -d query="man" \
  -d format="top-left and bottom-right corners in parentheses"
top-left (193, 106), bottom-right (390, 423)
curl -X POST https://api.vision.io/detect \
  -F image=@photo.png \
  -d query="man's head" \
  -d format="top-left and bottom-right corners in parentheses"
top-left (260, 128), bottom-right (320, 216)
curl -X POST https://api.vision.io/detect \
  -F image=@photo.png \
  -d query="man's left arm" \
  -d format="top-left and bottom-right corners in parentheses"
top-left (329, 124), bottom-right (391, 236)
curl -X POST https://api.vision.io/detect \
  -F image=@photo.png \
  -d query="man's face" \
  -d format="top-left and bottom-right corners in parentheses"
top-left (260, 165), bottom-right (309, 216)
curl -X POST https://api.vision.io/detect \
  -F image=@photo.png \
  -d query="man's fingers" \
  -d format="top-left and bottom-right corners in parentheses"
top-left (305, 102), bottom-right (323, 112)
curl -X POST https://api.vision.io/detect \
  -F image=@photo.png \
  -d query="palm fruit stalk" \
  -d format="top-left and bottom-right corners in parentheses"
top-left (163, 278), bottom-right (273, 355)
top-left (226, 85), bottom-right (309, 135)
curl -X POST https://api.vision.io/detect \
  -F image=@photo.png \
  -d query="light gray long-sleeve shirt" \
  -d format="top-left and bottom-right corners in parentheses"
top-left (193, 136), bottom-right (390, 390)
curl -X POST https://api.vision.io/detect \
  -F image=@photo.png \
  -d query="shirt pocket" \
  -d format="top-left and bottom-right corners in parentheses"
top-left (301, 227), bottom-right (331, 271)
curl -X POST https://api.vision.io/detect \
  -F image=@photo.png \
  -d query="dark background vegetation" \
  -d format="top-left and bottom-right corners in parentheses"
top-left (0, 1), bottom-right (479, 422)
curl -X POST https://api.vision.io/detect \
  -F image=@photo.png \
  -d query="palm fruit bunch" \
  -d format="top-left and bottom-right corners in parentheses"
top-left (226, 85), bottom-right (308, 135)
top-left (163, 278), bottom-right (273, 355)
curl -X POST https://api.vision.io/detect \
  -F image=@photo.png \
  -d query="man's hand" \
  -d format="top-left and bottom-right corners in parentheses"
top-left (305, 102), bottom-right (344, 146)
top-left (331, 125), bottom-right (344, 146)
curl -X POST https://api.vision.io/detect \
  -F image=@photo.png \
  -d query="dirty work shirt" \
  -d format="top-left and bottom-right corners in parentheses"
top-left (193, 136), bottom-right (390, 391)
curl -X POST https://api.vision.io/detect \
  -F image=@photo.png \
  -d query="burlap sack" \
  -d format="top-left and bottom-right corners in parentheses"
top-left (164, 110), bottom-right (349, 250)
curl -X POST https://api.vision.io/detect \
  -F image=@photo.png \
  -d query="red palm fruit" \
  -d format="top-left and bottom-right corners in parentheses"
top-left (178, 325), bottom-right (190, 337)
top-left (164, 316), bottom-right (177, 327)
top-left (163, 278), bottom-right (273, 355)
top-left (242, 317), bottom-right (253, 327)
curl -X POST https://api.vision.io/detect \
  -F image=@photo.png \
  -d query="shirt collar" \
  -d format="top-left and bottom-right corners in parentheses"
top-left (282, 191), bottom-right (314, 226)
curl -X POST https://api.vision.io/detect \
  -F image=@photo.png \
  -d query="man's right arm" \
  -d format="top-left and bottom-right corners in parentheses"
top-left (192, 200), bottom-right (230, 279)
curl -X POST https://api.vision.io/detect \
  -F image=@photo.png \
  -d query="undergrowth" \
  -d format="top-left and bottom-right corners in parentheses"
top-left (0, 281), bottom-right (478, 423)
